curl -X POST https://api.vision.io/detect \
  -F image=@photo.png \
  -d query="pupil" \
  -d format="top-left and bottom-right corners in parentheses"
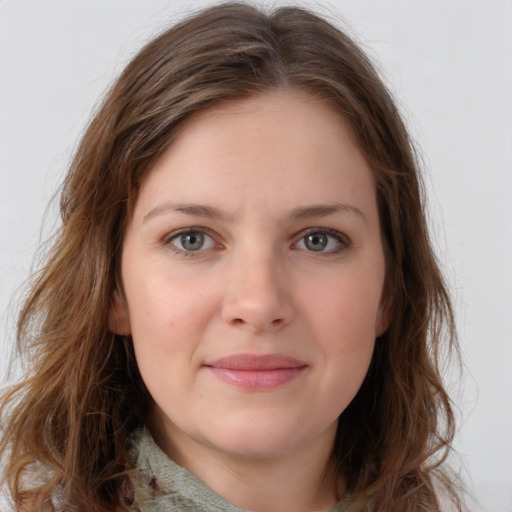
top-left (181, 232), bottom-right (204, 250)
top-left (306, 233), bottom-right (327, 251)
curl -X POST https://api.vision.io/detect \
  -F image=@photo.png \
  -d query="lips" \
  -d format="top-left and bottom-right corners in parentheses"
top-left (203, 354), bottom-right (307, 390)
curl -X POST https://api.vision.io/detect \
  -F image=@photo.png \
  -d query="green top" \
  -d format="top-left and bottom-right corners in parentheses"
top-left (127, 428), bottom-right (350, 512)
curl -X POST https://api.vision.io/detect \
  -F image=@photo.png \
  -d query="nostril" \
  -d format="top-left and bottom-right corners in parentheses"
top-left (229, 316), bottom-right (285, 329)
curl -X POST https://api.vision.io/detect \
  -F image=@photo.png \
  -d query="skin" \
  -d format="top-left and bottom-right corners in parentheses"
top-left (110, 90), bottom-right (389, 512)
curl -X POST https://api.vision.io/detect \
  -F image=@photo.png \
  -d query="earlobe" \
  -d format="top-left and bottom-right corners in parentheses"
top-left (375, 299), bottom-right (392, 338)
top-left (108, 290), bottom-right (131, 335)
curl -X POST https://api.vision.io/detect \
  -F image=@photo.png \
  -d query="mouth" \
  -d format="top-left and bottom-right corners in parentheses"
top-left (203, 354), bottom-right (308, 390)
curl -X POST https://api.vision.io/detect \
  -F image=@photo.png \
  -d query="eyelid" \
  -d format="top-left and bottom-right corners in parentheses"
top-left (161, 226), bottom-right (350, 257)
top-left (163, 227), bottom-right (222, 256)
top-left (292, 227), bottom-right (351, 253)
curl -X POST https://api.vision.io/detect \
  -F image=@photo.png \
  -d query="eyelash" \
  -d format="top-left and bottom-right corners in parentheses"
top-left (163, 227), bottom-right (350, 257)
top-left (163, 227), bottom-right (219, 258)
top-left (293, 227), bottom-right (350, 254)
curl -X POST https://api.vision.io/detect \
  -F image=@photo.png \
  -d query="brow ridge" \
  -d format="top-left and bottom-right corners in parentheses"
top-left (291, 203), bottom-right (367, 223)
top-left (143, 201), bottom-right (366, 224)
top-left (143, 201), bottom-right (231, 223)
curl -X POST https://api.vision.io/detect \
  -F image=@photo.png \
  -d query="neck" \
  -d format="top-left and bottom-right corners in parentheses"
top-left (149, 416), bottom-right (343, 512)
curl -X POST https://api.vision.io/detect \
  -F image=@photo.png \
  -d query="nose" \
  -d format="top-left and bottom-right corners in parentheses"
top-left (221, 252), bottom-right (294, 333)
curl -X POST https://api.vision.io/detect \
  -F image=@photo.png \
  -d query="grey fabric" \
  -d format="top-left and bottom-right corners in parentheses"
top-left (127, 428), bottom-right (350, 512)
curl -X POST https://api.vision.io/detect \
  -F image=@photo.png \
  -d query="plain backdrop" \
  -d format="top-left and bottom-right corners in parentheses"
top-left (1, 1), bottom-right (511, 511)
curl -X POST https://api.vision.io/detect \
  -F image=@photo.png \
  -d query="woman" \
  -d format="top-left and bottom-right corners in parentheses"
top-left (0, 3), bottom-right (464, 511)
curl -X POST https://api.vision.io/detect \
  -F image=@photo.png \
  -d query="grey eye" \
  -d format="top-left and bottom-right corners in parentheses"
top-left (304, 233), bottom-right (328, 251)
top-left (295, 230), bottom-right (346, 253)
top-left (180, 232), bottom-right (204, 251)
top-left (170, 231), bottom-right (215, 252)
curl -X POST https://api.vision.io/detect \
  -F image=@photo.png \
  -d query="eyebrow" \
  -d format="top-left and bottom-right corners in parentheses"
top-left (143, 201), bottom-right (367, 224)
top-left (290, 203), bottom-right (367, 224)
top-left (143, 202), bottom-right (231, 223)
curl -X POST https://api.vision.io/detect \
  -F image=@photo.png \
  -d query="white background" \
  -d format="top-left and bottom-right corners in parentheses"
top-left (0, 1), bottom-right (511, 511)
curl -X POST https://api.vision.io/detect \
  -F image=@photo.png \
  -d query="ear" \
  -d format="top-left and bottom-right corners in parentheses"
top-left (108, 290), bottom-right (132, 335)
top-left (375, 296), bottom-right (392, 338)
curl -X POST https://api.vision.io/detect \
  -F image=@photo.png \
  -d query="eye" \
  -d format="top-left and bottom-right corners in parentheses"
top-left (294, 229), bottom-right (348, 253)
top-left (168, 229), bottom-right (216, 252)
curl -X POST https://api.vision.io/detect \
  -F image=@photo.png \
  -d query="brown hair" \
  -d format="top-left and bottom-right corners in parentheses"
top-left (1, 3), bottom-right (463, 511)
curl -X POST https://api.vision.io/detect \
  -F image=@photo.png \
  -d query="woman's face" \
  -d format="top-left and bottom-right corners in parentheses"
top-left (110, 90), bottom-right (388, 463)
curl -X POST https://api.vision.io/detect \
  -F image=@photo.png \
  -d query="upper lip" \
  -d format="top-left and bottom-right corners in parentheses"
top-left (204, 353), bottom-right (307, 371)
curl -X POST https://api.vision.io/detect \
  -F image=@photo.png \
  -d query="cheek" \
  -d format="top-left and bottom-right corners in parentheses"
top-left (302, 270), bottom-right (384, 341)
top-left (298, 268), bottom-right (382, 393)
top-left (315, 281), bottom-right (378, 403)
top-left (125, 277), bottom-right (216, 415)
top-left (123, 264), bottom-right (220, 366)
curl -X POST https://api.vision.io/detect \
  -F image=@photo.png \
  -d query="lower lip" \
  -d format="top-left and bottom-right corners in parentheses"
top-left (206, 367), bottom-right (306, 390)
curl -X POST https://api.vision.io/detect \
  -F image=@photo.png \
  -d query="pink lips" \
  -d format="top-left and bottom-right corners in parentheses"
top-left (204, 354), bottom-right (307, 390)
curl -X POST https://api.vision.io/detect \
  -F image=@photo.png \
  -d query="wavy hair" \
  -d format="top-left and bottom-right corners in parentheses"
top-left (1, 3), bottom-right (463, 511)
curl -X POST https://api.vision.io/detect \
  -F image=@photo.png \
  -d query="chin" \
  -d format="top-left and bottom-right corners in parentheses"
top-left (202, 415), bottom-right (322, 460)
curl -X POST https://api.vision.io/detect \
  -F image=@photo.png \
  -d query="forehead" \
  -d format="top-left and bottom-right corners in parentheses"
top-left (132, 89), bottom-right (377, 223)
top-left (181, 89), bottom-right (357, 150)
